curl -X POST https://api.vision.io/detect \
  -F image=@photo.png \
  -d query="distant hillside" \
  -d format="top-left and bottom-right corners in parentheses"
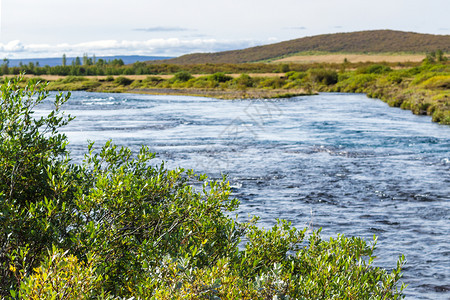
top-left (157, 30), bottom-right (450, 64)
top-left (7, 55), bottom-right (173, 67)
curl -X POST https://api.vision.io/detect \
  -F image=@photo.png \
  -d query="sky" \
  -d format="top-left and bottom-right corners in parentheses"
top-left (0, 0), bottom-right (449, 59)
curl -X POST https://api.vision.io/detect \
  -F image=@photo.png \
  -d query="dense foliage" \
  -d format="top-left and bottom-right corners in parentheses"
top-left (1, 57), bottom-right (416, 77)
top-left (0, 76), bottom-right (407, 299)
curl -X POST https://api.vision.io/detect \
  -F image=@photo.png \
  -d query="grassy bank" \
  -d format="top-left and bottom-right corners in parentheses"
top-left (330, 64), bottom-right (449, 124)
top-left (42, 73), bottom-right (315, 99)
top-left (10, 61), bottom-right (450, 124)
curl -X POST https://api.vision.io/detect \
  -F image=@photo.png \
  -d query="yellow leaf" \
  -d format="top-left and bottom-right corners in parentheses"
top-left (9, 265), bottom-right (16, 273)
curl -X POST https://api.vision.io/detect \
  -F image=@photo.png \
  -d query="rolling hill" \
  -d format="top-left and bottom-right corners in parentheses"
top-left (156, 30), bottom-right (450, 64)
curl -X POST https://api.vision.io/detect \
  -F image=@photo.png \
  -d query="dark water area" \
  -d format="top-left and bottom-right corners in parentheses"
top-left (38, 91), bottom-right (449, 299)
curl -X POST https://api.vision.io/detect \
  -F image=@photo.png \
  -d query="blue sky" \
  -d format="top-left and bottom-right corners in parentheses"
top-left (1, 0), bottom-right (449, 58)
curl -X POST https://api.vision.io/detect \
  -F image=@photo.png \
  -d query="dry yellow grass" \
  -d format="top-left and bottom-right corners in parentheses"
top-left (273, 54), bottom-right (426, 64)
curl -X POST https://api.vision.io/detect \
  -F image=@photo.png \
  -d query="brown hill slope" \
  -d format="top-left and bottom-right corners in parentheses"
top-left (156, 30), bottom-right (450, 64)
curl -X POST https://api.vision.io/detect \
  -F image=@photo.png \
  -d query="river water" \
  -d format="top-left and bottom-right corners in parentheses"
top-left (41, 91), bottom-right (449, 299)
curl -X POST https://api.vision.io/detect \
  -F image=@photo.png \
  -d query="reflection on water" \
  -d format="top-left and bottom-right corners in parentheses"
top-left (39, 91), bottom-right (449, 299)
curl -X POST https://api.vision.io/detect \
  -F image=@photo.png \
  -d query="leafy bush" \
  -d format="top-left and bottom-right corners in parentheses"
top-left (209, 72), bottom-right (233, 83)
top-left (233, 74), bottom-right (255, 88)
top-left (16, 247), bottom-right (103, 299)
top-left (411, 72), bottom-right (439, 85)
top-left (286, 71), bottom-right (307, 81)
top-left (1, 76), bottom-right (406, 299)
top-left (191, 76), bottom-right (219, 88)
top-left (356, 64), bottom-right (392, 74)
top-left (173, 71), bottom-right (193, 82)
top-left (0, 77), bottom-right (76, 294)
top-left (258, 77), bottom-right (286, 89)
top-left (114, 76), bottom-right (133, 86)
top-left (333, 74), bottom-right (377, 93)
top-left (144, 75), bottom-right (164, 83)
top-left (386, 72), bottom-right (404, 84)
top-left (307, 68), bottom-right (338, 85)
top-left (420, 75), bottom-right (450, 90)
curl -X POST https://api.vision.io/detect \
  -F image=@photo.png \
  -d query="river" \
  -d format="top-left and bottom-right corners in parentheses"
top-left (40, 91), bottom-right (450, 299)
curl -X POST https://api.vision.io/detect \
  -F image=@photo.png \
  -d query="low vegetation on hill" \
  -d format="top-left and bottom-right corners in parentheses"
top-left (158, 30), bottom-right (450, 64)
top-left (271, 53), bottom-right (426, 64)
top-left (0, 76), bottom-right (406, 298)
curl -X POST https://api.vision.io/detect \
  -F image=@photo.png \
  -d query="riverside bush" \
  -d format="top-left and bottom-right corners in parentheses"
top-left (285, 71), bottom-right (307, 81)
top-left (333, 73), bottom-right (377, 93)
top-left (233, 74), bottom-right (256, 89)
top-left (306, 68), bottom-right (338, 85)
top-left (1, 76), bottom-right (406, 299)
top-left (209, 72), bottom-right (233, 83)
top-left (114, 76), bottom-right (133, 86)
top-left (172, 71), bottom-right (193, 82)
top-left (419, 75), bottom-right (450, 90)
top-left (356, 64), bottom-right (392, 74)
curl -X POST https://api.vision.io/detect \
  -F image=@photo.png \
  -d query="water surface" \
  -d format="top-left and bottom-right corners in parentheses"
top-left (40, 92), bottom-right (450, 299)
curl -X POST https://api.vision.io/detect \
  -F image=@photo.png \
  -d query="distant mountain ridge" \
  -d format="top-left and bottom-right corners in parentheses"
top-left (6, 55), bottom-right (173, 67)
top-left (157, 30), bottom-right (450, 64)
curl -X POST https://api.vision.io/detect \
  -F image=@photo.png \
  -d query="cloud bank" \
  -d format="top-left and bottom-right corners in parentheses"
top-left (134, 27), bottom-right (193, 32)
top-left (0, 38), bottom-right (262, 59)
top-left (285, 26), bottom-right (307, 30)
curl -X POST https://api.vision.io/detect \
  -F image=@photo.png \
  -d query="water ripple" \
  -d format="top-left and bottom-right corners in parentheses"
top-left (38, 91), bottom-right (450, 299)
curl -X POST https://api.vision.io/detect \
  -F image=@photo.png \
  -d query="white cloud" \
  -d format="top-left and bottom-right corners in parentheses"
top-left (0, 40), bottom-right (26, 52)
top-left (134, 27), bottom-right (193, 32)
top-left (0, 38), bottom-right (262, 59)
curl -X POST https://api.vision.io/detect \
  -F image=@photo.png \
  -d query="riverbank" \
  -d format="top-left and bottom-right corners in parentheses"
top-left (8, 62), bottom-right (449, 124)
top-left (37, 73), bottom-right (315, 99)
top-left (129, 88), bottom-right (313, 99)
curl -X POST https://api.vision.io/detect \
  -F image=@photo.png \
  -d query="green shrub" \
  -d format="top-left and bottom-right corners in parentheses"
top-left (307, 68), bottom-right (338, 85)
top-left (17, 247), bottom-right (103, 299)
top-left (192, 76), bottom-right (218, 88)
top-left (411, 72), bottom-right (439, 85)
top-left (114, 76), bottom-right (133, 86)
top-left (420, 75), bottom-right (450, 90)
top-left (209, 72), bottom-right (233, 83)
top-left (0, 76), bottom-right (76, 295)
top-left (173, 71), bottom-right (193, 82)
top-left (396, 67), bottom-right (422, 77)
top-left (233, 74), bottom-right (255, 88)
top-left (258, 77), bottom-right (286, 89)
top-left (144, 75), bottom-right (163, 83)
top-left (334, 74), bottom-right (377, 93)
top-left (432, 108), bottom-right (450, 124)
top-left (356, 64), bottom-right (392, 74)
top-left (386, 72), bottom-right (404, 84)
top-left (286, 71), bottom-right (307, 81)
